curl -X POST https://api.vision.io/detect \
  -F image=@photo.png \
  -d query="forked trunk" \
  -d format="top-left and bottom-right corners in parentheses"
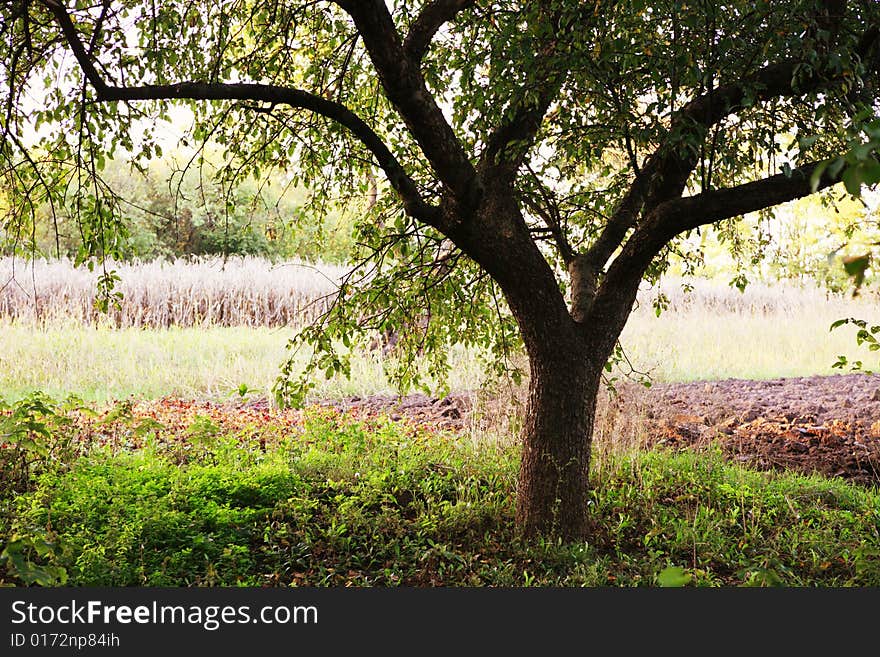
top-left (460, 186), bottom-right (612, 540)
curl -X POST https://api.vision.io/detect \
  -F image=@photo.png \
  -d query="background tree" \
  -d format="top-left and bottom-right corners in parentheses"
top-left (2, 0), bottom-right (880, 538)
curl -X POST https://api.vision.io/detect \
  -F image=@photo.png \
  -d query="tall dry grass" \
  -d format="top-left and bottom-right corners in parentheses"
top-left (0, 256), bottom-right (346, 328)
top-left (639, 276), bottom-right (876, 316)
top-left (4, 258), bottom-right (873, 330)
top-left (620, 277), bottom-right (880, 382)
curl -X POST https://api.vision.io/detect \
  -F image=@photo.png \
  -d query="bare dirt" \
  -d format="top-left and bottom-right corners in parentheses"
top-left (315, 373), bottom-right (880, 487)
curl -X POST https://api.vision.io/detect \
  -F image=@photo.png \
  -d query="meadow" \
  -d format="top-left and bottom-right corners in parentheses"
top-left (1, 256), bottom-right (876, 402)
top-left (2, 257), bottom-right (879, 587)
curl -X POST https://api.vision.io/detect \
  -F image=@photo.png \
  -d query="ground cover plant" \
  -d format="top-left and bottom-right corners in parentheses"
top-left (2, 393), bottom-right (878, 587)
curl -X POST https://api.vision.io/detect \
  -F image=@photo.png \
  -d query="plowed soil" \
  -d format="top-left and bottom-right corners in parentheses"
top-left (316, 373), bottom-right (880, 486)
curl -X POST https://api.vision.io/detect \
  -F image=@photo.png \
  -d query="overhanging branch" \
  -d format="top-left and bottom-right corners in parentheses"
top-left (654, 161), bottom-right (840, 237)
top-left (332, 0), bottom-right (480, 209)
top-left (582, 61), bottom-right (813, 275)
top-left (40, 0), bottom-right (441, 228)
top-left (589, 158), bottom-right (846, 343)
top-left (582, 21), bottom-right (880, 276)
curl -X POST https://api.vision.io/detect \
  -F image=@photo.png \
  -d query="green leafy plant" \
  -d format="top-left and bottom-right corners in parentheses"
top-left (0, 533), bottom-right (68, 586)
top-left (2, 407), bottom-right (877, 587)
top-left (0, 392), bottom-right (75, 493)
top-left (812, 116), bottom-right (880, 199)
top-left (830, 317), bottom-right (879, 373)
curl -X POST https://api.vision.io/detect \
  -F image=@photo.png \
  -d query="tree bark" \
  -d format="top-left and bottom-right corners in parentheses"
top-left (514, 324), bottom-right (603, 540)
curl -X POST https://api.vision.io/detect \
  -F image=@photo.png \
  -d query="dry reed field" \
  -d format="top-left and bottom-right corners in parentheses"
top-left (2, 256), bottom-right (874, 330)
top-left (0, 256), bottom-right (346, 328)
top-left (639, 276), bottom-right (877, 316)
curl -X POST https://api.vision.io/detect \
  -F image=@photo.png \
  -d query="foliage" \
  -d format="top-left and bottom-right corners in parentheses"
top-left (99, 154), bottom-right (359, 264)
top-left (811, 115), bottom-right (880, 199)
top-left (0, 391), bottom-right (80, 496)
top-left (830, 317), bottom-right (880, 373)
top-left (0, 392), bottom-right (85, 585)
top-left (3, 149), bottom-right (358, 264)
top-left (0, 533), bottom-right (68, 586)
top-left (3, 1), bottom-right (878, 404)
top-left (666, 192), bottom-right (880, 293)
top-left (2, 397), bottom-right (879, 586)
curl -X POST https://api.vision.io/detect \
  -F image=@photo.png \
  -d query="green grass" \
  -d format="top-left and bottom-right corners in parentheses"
top-left (3, 407), bottom-right (879, 587)
top-left (619, 304), bottom-right (871, 382)
top-left (0, 323), bottom-right (488, 403)
top-left (0, 306), bottom-right (872, 405)
top-left (1, 277), bottom-right (876, 403)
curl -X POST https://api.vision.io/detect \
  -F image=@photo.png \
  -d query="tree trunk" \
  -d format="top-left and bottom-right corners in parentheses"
top-left (450, 185), bottom-right (610, 540)
top-left (515, 336), bottom-right (603, 540)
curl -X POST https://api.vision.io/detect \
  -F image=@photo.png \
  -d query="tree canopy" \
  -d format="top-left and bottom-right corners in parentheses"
top-left (3, 0), bottom-right (880, 537)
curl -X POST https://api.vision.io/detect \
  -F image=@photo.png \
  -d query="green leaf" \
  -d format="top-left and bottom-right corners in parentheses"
top-left (842, 166), bottom-right (864, 196)
top-left (797, 135), bottom-right (818, 149)
top-left (842, 254), bottom-right (870, 292)
top-left (657, 566), bottom-right (692, 587)
top-left (809, 160), bottom-right (830, 192)
top-left (827, 157), bottom-right (846, 179)
top-left (742, 568), bottom-right (784, 587)
top-left (860, 160), bottom-right (880, 187)
top-left (133, 417), bottom-right (166, 438)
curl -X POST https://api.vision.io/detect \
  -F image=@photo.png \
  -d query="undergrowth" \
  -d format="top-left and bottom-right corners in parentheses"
top-left (1, 394), bottom-right (878, 587)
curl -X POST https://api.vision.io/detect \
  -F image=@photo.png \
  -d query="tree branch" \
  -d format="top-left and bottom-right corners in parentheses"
top-left (403, 0), bottom-right (476, 62)
top-left (521, 195), bottom-right (574, 264)
top-left (481, 87), bottom-right (563, 182)
top-left (582, 23), bottom-right (880, 277)
top-left (653, 161), bottom-right (841, 238)
top-left (333, 0), bottom-right (480, 210)
top-left (588, 158), bottom-right (845, 348)
top-left (40, 0), bottom-right (441, 228)
top-left (481, 6), bottom-right (574, 181)
top-left (585, 61), bottom-right (808, 271)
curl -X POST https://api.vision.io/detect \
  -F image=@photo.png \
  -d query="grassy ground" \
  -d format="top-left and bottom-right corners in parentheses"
top-left (619, 277), bottom-right (879, 382)
top-left (3, 274), bottom-right (879, 587)
top-left (1, 261), bottom-right (877, 403)
top-left (2, 397), bottom-right (878, 587)
top-left (0, 323), bottom-right (489, 403)
top-left (620, 305), bottom-right (870, 382)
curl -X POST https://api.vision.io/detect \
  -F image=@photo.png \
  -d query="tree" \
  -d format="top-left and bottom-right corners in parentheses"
top-left (3, 0), bottom-right (880, 538)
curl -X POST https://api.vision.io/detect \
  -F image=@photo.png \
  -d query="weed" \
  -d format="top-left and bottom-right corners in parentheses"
top-left (2, 399), bottom-right (879, 587)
